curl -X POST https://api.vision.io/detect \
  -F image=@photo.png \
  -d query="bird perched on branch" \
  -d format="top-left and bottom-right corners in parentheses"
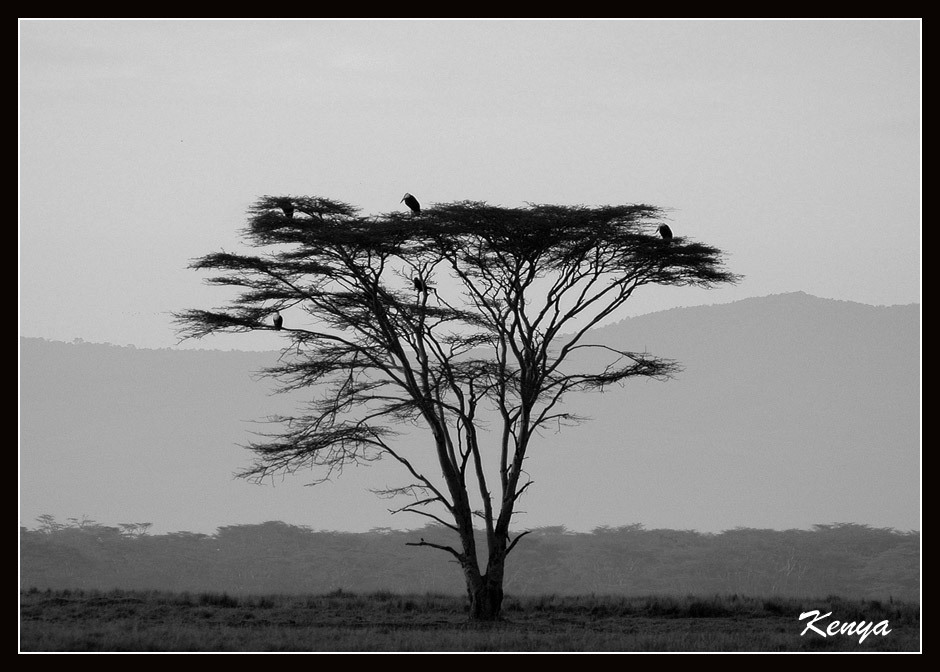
top-left (272, 311), bottom-right (283, 331)
top-left (401, 193), bottom-right (420, 214)
top-left (413, 277), bottom-right (427, 294)
top-left (275, 198), bottom-right (294, 219)
top-left (658, 224), bottom-right (674, 243)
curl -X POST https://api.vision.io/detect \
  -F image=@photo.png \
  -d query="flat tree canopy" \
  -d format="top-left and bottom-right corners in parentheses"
top-left (176, 195), bottom-right (739, 620)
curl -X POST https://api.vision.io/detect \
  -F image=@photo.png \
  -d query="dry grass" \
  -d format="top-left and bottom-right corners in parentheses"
top-left (19, 588), bottom-right (920, 652)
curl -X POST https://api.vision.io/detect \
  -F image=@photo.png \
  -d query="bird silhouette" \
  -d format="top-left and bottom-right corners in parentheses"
top-left (276, 198), bottom-right (294, 219)
top-left (413, 277), bottom-right (427, 293)
top-left (658, 224), bottom-right (674, 243)
top-left (401, 192), bottom-right (420, 214)
top-left (272, 311), bottom-right (283, 331)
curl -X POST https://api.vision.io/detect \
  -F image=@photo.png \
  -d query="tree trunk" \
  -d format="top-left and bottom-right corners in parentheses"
top-left (466, 570), bottom-right (505, 622)
top-left (447, 458), bottom-right (508, 621)
top-left (459, 537), bottom-right (507, 621)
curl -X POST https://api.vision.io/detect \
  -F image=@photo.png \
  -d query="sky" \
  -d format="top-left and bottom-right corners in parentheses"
top-left (19, 19), bottom-right (920, 352)
top-left (18, 20), bottom-right (921, 538)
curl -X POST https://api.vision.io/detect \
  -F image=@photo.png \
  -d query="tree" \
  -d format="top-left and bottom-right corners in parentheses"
top-left (175, 195), bottom-right (739, 621)
top-left (35, 514), bottom-right (64, 534)
top-left (118, 522), bottom-right (154, 538)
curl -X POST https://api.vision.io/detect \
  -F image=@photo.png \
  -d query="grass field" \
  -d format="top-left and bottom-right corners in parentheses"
top-left (18, 588), bottom-right (920, 652)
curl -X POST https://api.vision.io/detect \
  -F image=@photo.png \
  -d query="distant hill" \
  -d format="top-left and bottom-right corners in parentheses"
top-left (19, 292), bottom-right (920, 536)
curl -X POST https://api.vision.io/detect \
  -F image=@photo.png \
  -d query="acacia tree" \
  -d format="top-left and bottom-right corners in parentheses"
top-left (176, 195), bottom-right (738, 621)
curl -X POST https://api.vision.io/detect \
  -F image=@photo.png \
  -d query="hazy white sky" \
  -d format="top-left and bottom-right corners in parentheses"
top-left (19, 20), bottom-right (920, 350)
top-left (18, 20), bottom-right (921, 538)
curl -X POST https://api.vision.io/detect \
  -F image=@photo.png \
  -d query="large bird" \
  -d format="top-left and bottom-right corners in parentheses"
top-left (272, 311), bottom-right (283, 331)
top-left (401, 193), bottom-right (420, 214)
top-left (658, 224), bottom-right (674, 243)
top-left (413, 277), bottom-right (427, 293)
top-left (275, 198), bottom-right (294, 219)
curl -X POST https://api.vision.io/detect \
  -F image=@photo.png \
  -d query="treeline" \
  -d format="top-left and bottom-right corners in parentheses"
top-left (20, 518), bottom-right (919, 602)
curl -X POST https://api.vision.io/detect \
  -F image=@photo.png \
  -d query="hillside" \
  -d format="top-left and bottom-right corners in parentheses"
top-left (19, 292), bottom-right (920, 536)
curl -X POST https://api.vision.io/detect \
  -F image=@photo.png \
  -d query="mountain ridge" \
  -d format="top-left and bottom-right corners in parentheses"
top-left (19, 292), bottom-right (921, 536)
top-left (20, 291), bottom-right (920, 354)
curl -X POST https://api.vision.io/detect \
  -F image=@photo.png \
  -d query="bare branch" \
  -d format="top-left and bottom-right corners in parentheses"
top-left (179, 195), bottom-right (739, 621)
